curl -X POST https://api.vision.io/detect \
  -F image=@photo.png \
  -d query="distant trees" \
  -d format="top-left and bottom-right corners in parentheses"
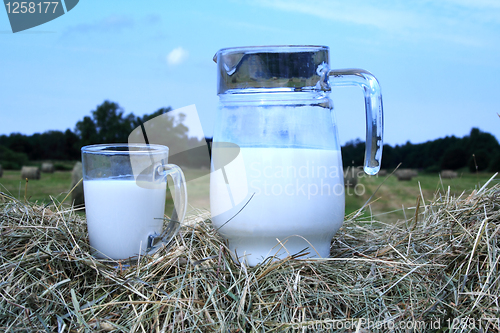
top-left (0, 130), bottom-right (80, 162)
top-left (441, 148), bottom-right (467, 170)
top-left (1, 99), bottom-right (498, 174)
top-left (75, 101), bottom-right (140, 146)
top-left (342, 127), bottom-right (500, 172)
top-left (74, 102), bottom-right (182, 147)
top-left (0, 100), bottom-right (208, 169)
top-left (340, 138), bottom-right (364, 168)
top-left (489, 154), bottom-right (500, 172)
top-left (0, 145), bottom-right (29, 169)
top-left (465, 128), bottom-right (499, 172)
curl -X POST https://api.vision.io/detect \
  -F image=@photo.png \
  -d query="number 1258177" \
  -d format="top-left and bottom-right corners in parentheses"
top-left (5, 2), bottom-right (59, 14)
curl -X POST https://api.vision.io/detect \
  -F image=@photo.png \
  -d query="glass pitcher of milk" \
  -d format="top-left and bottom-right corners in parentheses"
top-left (210, 45), bottom-right (383, 266)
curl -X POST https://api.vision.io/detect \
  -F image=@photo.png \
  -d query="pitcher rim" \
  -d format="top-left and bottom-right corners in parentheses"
top-left (215, 45), bottom-right (329, 56)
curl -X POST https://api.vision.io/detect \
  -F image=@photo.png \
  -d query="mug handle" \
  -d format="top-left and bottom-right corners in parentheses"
top-left (147, 163), bottom-right (188, 251)
top-left (328, 69), bottom-right (383, 175)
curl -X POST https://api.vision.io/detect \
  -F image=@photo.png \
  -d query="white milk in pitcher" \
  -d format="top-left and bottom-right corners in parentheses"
top-left (84, 179), bottom-right (167, 259)
top-left (210, 147), bottom-right (345, 265)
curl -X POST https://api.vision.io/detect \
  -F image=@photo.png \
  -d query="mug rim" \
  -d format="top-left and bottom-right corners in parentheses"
top-left (81, 143), bottom-right (169, 155)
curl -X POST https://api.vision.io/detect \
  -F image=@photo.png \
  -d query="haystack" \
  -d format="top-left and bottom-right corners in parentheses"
top-left (41, 162), bottom-right (55, 173)
top-left (20, 166), bottom-right (40, 180)
top-left (377, 169), bottom-right (387, 176)
top-left (0, 175), bottom-right (499, 332)
top-left (441, 170), bottom-right (458, 179)
top-left (395, 168), bottom-right (413, 181)
top-left (0, 164), bottom-right (2, 178)
top-left (344, 166), bottom-right (362, 187)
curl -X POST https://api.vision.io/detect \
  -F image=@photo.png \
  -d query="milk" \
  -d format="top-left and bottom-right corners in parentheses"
top-left (210, 147), bottom-right (344, 266)
top-left (84, 179), bottom-right (167, 259)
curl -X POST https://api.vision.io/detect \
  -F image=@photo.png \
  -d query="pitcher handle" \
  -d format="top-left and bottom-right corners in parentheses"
top-left (328, 69), bottom-right (383, 175)
top-left (147, 163), bottom-right (188, 251)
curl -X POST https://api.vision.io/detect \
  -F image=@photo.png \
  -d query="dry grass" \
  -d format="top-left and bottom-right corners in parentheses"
top-left (1, 175), bottom-right (499, 332)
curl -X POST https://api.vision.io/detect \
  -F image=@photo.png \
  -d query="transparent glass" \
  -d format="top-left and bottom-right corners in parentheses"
top-left (211, 45), bottom-right (383, 266)
top-left (82, 143), bottom-right (187, 260)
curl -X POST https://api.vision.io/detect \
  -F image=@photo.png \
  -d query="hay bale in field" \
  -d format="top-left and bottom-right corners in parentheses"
top-left (441, 169), bottom-right (458, 179)
top-left (71, 162), bottom-right (84, 207)
top-left (343, 166), bottom-right (362, 187)
top-left (0, 164), bottom-right (3, 178)
top-left (41, 162), bottom-right (54, 173)
top-left (377, 169), bottom-right (387, 176)
top-left (395, 168), bottom-right (413, 181)
top-left (21, 166), bottom-right (40, 180)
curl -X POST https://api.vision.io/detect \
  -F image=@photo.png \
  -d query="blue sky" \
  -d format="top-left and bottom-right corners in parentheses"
top-left (1, 0), bottom-right (500, 146)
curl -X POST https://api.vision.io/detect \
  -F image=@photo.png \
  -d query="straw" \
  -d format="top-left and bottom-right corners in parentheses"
top-left (1, 178), bottom-right (499, 331)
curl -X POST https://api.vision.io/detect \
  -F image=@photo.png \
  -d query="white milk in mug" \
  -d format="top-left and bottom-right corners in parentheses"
top-left (84, 179), bottom-right (167, 259)
top-left (211, 147), bottom-right (345, 266)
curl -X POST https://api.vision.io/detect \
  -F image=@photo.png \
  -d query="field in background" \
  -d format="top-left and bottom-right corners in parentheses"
top-left (0, 170), bottom-right (74, 205)
top-left (347, 171), bottom-right (498, 222)
top-left (165, 168), bottom-right (211, 215)
top-left (0, 168), bottom-right (212, 216)
top-left (0, 169), bottom-right (497, 223)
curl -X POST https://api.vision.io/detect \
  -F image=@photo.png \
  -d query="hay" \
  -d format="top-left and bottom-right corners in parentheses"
top-left (0, 164), bottom-right (3, 178)
top-left (41, 163), bottom-right (55, 173)
top-left (1, 176), bottom-right (500, 332)
top-left (20, 166), bottom-right (40, 180)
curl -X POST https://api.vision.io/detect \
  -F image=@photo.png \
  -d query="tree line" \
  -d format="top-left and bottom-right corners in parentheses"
top-left (341, 128), bottom-right (500, 172)
top-left (1, 100), bottom-right (499, 172)
top-left (0, 101), bottom-right (206, 169)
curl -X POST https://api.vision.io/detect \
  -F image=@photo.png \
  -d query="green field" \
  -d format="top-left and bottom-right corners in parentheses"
top-left (0, 170), bottom-right (75, 205)
top-left (0, 168), bottom-right (212, 216)
top-left (1, 168), bottom-right (497, 223)
top-left (346, 170), bottom-right (498, 222)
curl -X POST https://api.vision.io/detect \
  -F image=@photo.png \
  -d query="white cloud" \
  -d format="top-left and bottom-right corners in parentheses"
top-left (166, 47), bottom-right (189, 66)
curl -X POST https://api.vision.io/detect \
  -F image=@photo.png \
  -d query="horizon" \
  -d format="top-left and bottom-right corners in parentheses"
top-left (0, 112), bottom-right (495, 148)
top-left (1, 1), bottom-right (500, 146)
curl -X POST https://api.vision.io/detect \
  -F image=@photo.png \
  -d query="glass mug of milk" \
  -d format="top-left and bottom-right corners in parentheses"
top-left (211, 46), bottom-right (383, 266)
top-left (82, 144), bottom-right (187, 260)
